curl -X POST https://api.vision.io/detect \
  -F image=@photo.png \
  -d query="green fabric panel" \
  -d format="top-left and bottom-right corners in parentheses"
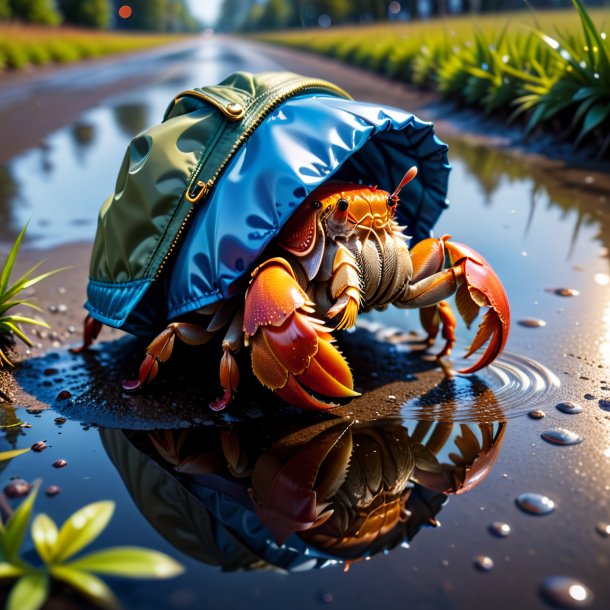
top-left (89, 105), bottom-right (220, 282)
top-left (89, 71), bottom-right (350, 286)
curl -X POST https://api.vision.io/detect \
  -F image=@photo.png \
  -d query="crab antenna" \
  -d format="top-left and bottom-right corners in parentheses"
top-left (390, 166), bottom-right (418, 202)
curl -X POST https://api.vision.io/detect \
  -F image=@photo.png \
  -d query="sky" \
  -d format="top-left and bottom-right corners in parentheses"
top-left (185, 0), bottom-right (224, 26)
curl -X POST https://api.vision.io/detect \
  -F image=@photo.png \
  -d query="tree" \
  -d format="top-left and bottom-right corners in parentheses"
top-left (114, 0), bottom-right (198, 32)
top-left (114, 0), bottom-right (165, 30)
top-left (58, 0), bottom-right (112, 28)
top-left (217, 0), bottom-right (252, 32)
top-left (10, 0), bottom-right (61, 24)
top-left (0, 0), bottom-right (11, 19)
top-left (258, 0), bottom-right (294, 30)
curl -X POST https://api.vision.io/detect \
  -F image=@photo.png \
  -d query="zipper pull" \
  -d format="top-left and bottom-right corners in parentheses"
top-left (186, 179), bottom-right (213, 203)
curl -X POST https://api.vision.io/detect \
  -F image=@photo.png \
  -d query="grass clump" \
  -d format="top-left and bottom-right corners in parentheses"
top-left (0, 483), bottom-right (184, 610)
top-left (259, 1), bottom-right (610, 156)
top-left (0, 224), bottom-right (66, 368)
top-left (0, 24), bottom-right (188, 72)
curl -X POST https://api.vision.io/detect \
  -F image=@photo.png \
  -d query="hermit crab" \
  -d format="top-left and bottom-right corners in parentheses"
top-left (78, 72), bottom-right (510, 412)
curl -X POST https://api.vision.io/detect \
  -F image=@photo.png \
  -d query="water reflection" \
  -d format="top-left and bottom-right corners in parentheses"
top-left (70, 121), bottom-right (96, 160)
top-left (112, 103), bottom-right (150, 139)
top-left (444, 137), bottom-right (610, 261)
top-left (0, 165), bottom-right (18, 241)
top-left (101, 414), bottom-right (506, 571)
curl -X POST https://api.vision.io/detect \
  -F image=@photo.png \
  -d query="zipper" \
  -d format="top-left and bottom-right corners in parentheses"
top-left (154, 78), bottom-right (350, 281)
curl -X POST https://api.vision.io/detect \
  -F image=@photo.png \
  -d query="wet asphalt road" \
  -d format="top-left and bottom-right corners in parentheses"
top-left (1, 35), bottom-right (610, 610)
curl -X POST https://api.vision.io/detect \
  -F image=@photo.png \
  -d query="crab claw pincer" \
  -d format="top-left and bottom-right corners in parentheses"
top-left (243, 258), bottom-right (359, 411)
top-left (444, 239), bottom-right (510, 373)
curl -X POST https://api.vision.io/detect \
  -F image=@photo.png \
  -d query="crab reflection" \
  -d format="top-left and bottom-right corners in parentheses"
top-left (101, 413), bottom-right (505, 571)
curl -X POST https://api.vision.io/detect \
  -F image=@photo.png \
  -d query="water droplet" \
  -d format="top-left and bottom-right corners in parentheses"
top-left (56, 389), bottom-right (72, 400)
top-left (45, 485), bottom-right (61, 497)
top-left (594, 273), bottom-right (609, 286)
top-left (539, 576), bottom-right (593, 608)
top-left (599, 399), bottom-right (610, 411)
top-left (518, 318), bottom-right (546, 328)
top-left (516, 492), bottom-right (556, 515)
top-left (54, 417), bottom-right (66, 425)
top-left (440, 559), bottom-right (449, 568)
top-left (595, 522), bottom-right (610, 538)
top-left (31, 441), bottom-right (47, 452)
top-left (541, 428), bottom-right (583, 446)
top-left (52, 459), bottom-right (68, 469)
top-left (551, 288), bottom-right (580, 297)
top-left (474, 555), bottom-right (494, 572)
top-left (556, 401), bottom-right (583, 415)
top-left (529, 409), bottom-right (546, 419)
top-left (489, 522), bottom-right (511, 537)
top-left (4, 480), bottom-right (31, 498)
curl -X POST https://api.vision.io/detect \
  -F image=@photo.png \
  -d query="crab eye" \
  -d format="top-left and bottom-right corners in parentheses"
top-left (387, 197), bottom-right (397, 207)
top-left (311, 200), bottom-right (322, 209)
top-left (337, 198), bottom-right (349, 212)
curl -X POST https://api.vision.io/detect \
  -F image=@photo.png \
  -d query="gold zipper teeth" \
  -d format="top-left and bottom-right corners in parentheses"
top-left (154, 80), bottom-right (350, 281)
top-left (208, 79), bottom-right (350, 188)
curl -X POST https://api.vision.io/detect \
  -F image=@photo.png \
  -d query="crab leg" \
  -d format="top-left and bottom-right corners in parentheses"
top-left (122, 322), bottom-right (212, 391)
top-left (397, 235), bottom-right (510, 372)
top-left (244, 257), bottom-right (359, 411)
top-left (70, 314), bottom-right (103, 353)
top-left (209, 311), bottom-right (243, 412)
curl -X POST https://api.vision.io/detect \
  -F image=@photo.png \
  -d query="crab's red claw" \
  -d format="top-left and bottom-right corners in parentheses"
top-left (250, 426), bottom-right (351, 544)
top-left (244, 257), bottom-right (359, 411)
top-left (443, 239), bottom-right (510, 373)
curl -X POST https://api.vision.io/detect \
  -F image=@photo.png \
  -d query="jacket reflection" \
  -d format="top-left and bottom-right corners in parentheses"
top-left (101, 401), bottom-right (505, 572)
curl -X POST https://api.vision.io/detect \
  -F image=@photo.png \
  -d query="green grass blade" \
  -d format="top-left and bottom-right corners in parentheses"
top-left (0, 448), bottom-right (30, 461)
top-left (0, 562), bottom-right (23, 578)
top-left (0, 224), bottom-right (28, 296)
top-left (0, 301), bottom-right (44, 316)
top-left (577, 102), bottom-right (610, 142)
top-left (571, 0), bottom-right (610, 72)
top-left (67, 547), bottom-right (185, 579)
top-left (0, 348), bottom-right (14, 368)
top-left (3, 483), bottom-right (39, 562)
top-left (53, 501), bottom-right (115, 563)
top-left (7, 573), bottom-right (49, 610)
top-left (50, 565), bottom-right (119, 610)
top-left (2, 322), bottom-right (34, 347)
top-left (31, 514), bottom-right (59, 564)
top-left (1, 264), bottom-right (69, 305)
top-left (0, 315), bottom-right (50, 327)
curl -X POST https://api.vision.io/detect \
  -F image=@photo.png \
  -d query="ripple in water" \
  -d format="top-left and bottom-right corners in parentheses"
top-left (400, 351), bottom-right (560, 422)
